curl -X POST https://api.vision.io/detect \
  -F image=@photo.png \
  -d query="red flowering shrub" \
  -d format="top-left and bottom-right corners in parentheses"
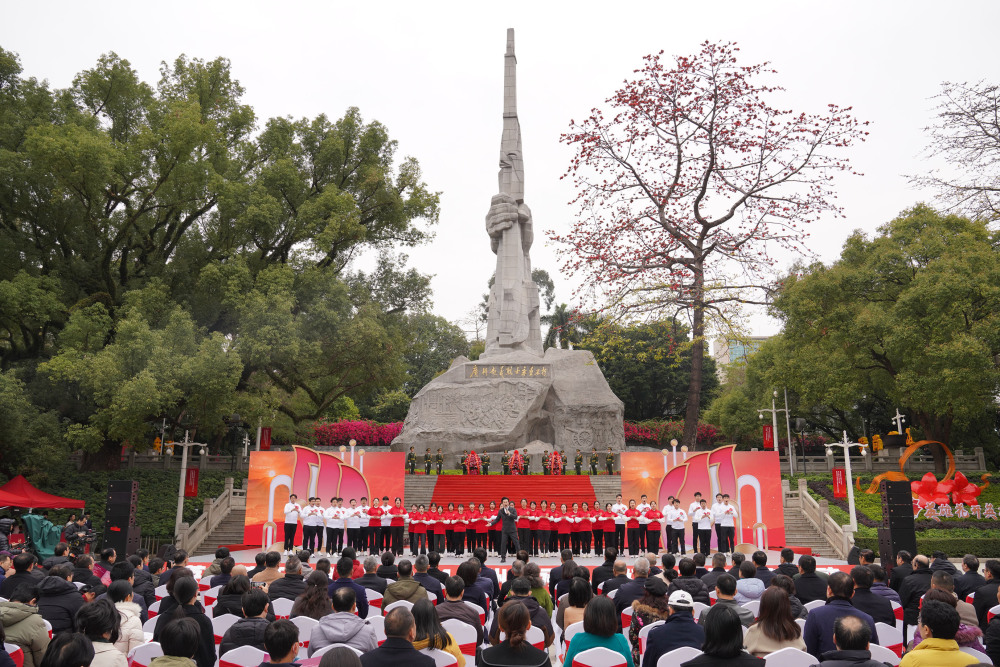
top-left (312, 420), bottom-right (402, 448)
top-left (624, 420), bottom-right (723, 449)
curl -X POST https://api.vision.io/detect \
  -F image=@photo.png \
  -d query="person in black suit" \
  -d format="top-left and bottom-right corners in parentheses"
top-left (473, 548), bottom-right (500, 602)
top-left (548, 549), bottom-right (573, 597)
top-left (602, 560), bottom-right (631, 596)
top-left (613, 558), bottom-right (650, 623)
top-left (356, 555), bottom-right (389, 595)
top-left (491, 497), bottom-right (519, 563)
top-left (592, 548), bottom-right (617, 594)
top-left (973, 559), bottom-right (1000, 630)
top-left (360, 607), bottom-right (435, 667)
top-left (849, 565), bottom-right (896, 626)
top-left (426, 551), bottom-right (449, 584)
top-left (955, 554), bottom-right (987, 601)
top-left (794, 555), bottom-right (828, 605)
top-left (889, 550), bottom-right (913, 592)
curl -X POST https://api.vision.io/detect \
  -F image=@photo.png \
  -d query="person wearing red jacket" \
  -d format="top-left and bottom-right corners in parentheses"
top-left (367, 498), bottom-right (385, 556)
top-left (475, 503), bottom-right (489, 551)
top-left (569, 502), bottom-right (585, 556)
top-left (547, 499), bottom-right (560, 555)
top-left (388, 497), bottom-right (407, 556)
top-left (535, 500), bottom-right (551, 557)
top-left (409, 503), bottom-right (425, 556)
top-left (554, 503), bottom-right (572, 552)
top-left (526, 501), bottom-right (539, 556)
top-left (443, 503), bottom-right (458, 555)
top-left (430, 505), bottom-right (448, 554)
top-left (601, 503), bottom-right (616, 552)
top-left (516, 499), bottom-right (531, 557)
top-left (453, 503), bottom-right (468, 556)
top-left (466, 504), bottom-right (481, 553)
top-left (624, 499), bottom-right (642, 556)
top-left (488, 501), bottom-right (501, 556)
top-left (644, 501), bottom-right (664, 553)
top-left (579, 502), bottom-right (594, 556)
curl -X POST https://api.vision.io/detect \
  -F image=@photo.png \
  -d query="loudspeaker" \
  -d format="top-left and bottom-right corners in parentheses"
top-left (103, 524), bottom-right (141, 556)
top-left (104, 480), bottom-right (138, 527)
top-left (878, 480), bottom-right (917, 573)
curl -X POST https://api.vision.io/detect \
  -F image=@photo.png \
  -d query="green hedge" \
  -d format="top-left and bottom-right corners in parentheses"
top-left (855, 536), bottom-right (1000, 558)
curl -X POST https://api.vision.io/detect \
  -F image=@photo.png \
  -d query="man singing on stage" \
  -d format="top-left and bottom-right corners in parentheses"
top-left (491, 496), bottom-right (520, 563)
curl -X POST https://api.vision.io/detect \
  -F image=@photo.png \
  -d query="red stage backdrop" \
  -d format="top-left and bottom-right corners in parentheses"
top-left (244, 447), bottom-right (404, 546)
top-left (621, 447), bottom-right (785, 551)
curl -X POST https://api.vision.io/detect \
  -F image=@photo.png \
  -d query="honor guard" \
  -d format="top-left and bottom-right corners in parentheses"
top-left (435, 448), bottom-right (444, 474)
top-left (574, 449), bottom-right (584, 475)
top-left (590, 449), bottom-right (599, 475)
top-left (406, 447), bottom-right (416, 474)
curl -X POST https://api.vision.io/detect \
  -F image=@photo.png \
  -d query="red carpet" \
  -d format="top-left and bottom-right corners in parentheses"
top-left (430, 475), bottom-right (599, 509)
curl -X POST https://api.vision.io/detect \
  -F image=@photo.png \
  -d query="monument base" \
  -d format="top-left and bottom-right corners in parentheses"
top-left (392, 347), bottom-right (624, 464)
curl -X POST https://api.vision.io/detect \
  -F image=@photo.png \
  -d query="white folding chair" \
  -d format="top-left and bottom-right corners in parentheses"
top-left (573, 646), bottom-right (630, 667)
top-left (638, 619), bottom-right (665, 657)
top-left (421, 647), bottom-right (458, 666)
top-left (654, 646), bottom-right (701, 667)
top-left (127, 641), bottom-right (163, 667)
top-left (463, 600), bottom-right (486, 624)
top-left (989, 604), bottom-right (1000, 623)
top-left (868, 643), bottom-right (901, 665)
top-left (691, 602), bottom-right (710, 621)
top-left (562, 621), bottom-right (584, 661)
top-left (708, 590), bottom-right (717, 605)
top-left (290, 616), bottom-right (319, 657)
top-left (874, 621), bottom-right (903, 657)
top-left (147, 599), bottom-right (161, 618)
top-left (763, 646), bottom-right (815, 666)
top-left (427, 589), bottom-right (438, 604)
top-left (621, 606), bottom-right (635, 634)
top-left (271, 597), bottom-right (294, 619)
top-left (741, 599), bottom-right (761, 618)
top-left (219, 645), bottom-right (268, 667)
top-left (73, 581), bottom-right (86, 590)
top-left (606, 588), bottom-right (618, 600)
top-left (211, 613), bottom-right (241, 645)
top-left (890, 600), bottom-right (904, 633)
top-left (525, 625), bottom-right (545, 650)
top-left (154, 584), bottom-right (168, 600)
top-left (43, 619), bottom-right (52, 639)
top-left (4, 644), bottom-right (23, 667)
top-left (202, 584), bottom-right (222, 607)
top-left (967, 591), bottom-right (976, 605)
top-left (368, 614), bottom-right (387, 645)
top-left (142, 616), bottom-right (159, 633)
top-left (198, 576), bottom-right (212, 591)
top-left (960, 646), bottom-right (992, 664)
top-left (803, 600), bottom-right (825, 612)
top-left (597, 580), bottom-right (605, 594)
top-left (313, 643), bottom-right (363, 657)
top-left (794, 618), bottom-right (806, 631)
top-left (384, 599), bottom-right (414, 615)
top-left (442, 619), bottom-right (478, 660)
top-left (367, 590), bottom-right (384, 613)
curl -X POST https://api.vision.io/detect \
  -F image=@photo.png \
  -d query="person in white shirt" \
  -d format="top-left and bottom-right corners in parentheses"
top-left (611, 493), bottom-right (628, 553)
top-left (358, 497), bottom-right (372, 553)
top-left (302, 497), bottom-right (325, 554)
top-left (668, 498), bottom-right (687, 554)
top-left (636, 494), bottom-right (651, 552)
top-left (282, 494), bottom-right (302, 555)
top-left (379, 495), bottom-right (392, 552)
top-left (345, 498), bottom-right (362, 551)
top-left (692, 499), bottom-right (713, 555)
top-left (711, 493), bottom-right (726, 554)
top-left (688, 492), bottom-right (703, 522)
top-left (716, 494), bottom-right (738, 553)
top-left (324, 497), bottom-right (345, 556)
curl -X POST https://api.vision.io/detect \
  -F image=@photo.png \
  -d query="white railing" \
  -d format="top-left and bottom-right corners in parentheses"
top-left (783, 479), bottom-right (852, 559)
top-left (176, 478), bottom-right (247, 553)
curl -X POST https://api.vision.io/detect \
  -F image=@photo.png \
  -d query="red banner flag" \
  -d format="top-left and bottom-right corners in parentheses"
top-left (762, 424), bottom-right (774, 450)
top-left (184, 468), bottom-right (199, 497)
top-left (832, 467), bottom-right (847, 498)
top-left (260, 427), bottom-right (272, 451)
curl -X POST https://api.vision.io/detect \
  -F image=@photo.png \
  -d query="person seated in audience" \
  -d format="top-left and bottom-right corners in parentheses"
top-left (728, 553), bottom-right (745, 577)
top-left (678, 604), bottom-right (764, 666)
top-left (564, 595), bottom-right (634, 667)
top-left (327, 557), bottom-right (369, 619)
top-left (699, 574), bottom-right (755, 627)
top-left (208, 557), bottom-right (235, 589)
top-left (931, 571), bottom-right (980, 628)
top-left (849, 566), bottom-right (895, 626)
top-left (291, 570), bottom-right (333, 620)
top-left (774, 549), bottom-right (799, 579)
top-left (811, 614), bottom-right (887, 667)
top-left (592, 547), bottom-right (618, 594)
top-left (435, 577), bottom-right (483, 646)
top-left (900, 599), bottom-right (979, 666)
top-left (309, 586), bottom-right (377, 656)
top-left (867, 564), bottom-right (900, 604)
top-left (668, 558), bottom-right (711, 605)
top-left (523, 563), bottom-right (553, 616)
top-left (377, 552), bottom-right (398, 580)
top-left (456, 561), bottom-right (490, 613)
top-left (602, 560), bottom-right (631, 596)
top-left (360, 607), bottom-right (435, 667)
top-left (357, 556), bottom-right (389, 594)
top-left (743, 587), bottom-right (806, 657)
top-left (769, 575), bottom-right (806, 619)
top-left (126, 555), bottom-right (156, 607)
top-left (204, 548), bottom-right (230, 576)
top-left (38, 632), bottom-right (95, 667)
top-left (955, 555), bottom-right (986, 601)
top-left (641, 590), bottom-right (704, 667)
top-left (735, 561), bottom-right (765, 604)
top-left (147, 616), bottom-right (199, 667)
top-left (383, 559), bottom-right (428, 607)
top-left (627, 577), bottom-right (670, 666)
top-left (319, 647), bottom-right (362, 667)
top-left (247, 552), bottom-right (267, 579)
top-left (426, 551), bottom-right (449, 584)
top-left (803, 571), bottom-right (879, 659)
top-left (219, 588), bottom-right (270, 656)
top-left (70, 555), bottom-right (105, 596)
top-left (701, 553), bottom-right (729, 590)
top-left (557, 577), bottom-right (593, 632)
top-left (74, 598), bottom-right (125, 667)
top-left (480, 599), bottom-right (551, 667)
top-left (905, 589), bottom-right (984, 652)
top-left (488, 578), bottom-right (554, 647)
top-left (412, 555), bottom-right (443, 604)
top-left (751, 552), bottom-right (774, 587)
top-left (1, 554), bottom-right (40, 600)
top-left (215, 575), bottom-right (269, 620)
top-left (614, 557), bottom-right (650, 625)
top-left (251, 551), bottom-right (283, 592)
top-left (36, 564), bottom-right (83, 636)
top-left (107, 580), bottom-right (144, 657)
top-left (498, 560), bottom-right (526, 602)
top-left (0, 582), bottom-right (50, 667)
top-left (794, 555), bottom-right (829, 605)
top-left (268, 556), bottom-right (307, 602)
top-left (259, 619), bottom-right (302, 667)
top-left (155, 576), bottom-right (215, 667)
top-left (410, 599), bottom-right (464, 667)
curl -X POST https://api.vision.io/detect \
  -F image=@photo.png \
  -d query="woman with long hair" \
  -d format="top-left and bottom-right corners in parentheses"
top-left (152, 576), bottom-right (215, 667)
top-left (74, 599), bottom-right (124, 667)
top-left (410, 599), bottom-right (464, 667)
top-left (680, 605), bottom-right (764, 666)
top-left (523, 563), bottom-right (553, 616)
top-left (318, 645), bottom-right (363, 667)
top-left (743, 587), bottom-right (805, 657)
top-left (557, 577), bottom-right (593, 631)
top-left (213, 574), bottom-right (251, 618)
top-left (481, 599), bottom-right (551, 667)
top-left (624, 499), bottom-right (641, 556)
top-left (628, 578), bottom-right (670, 666)
top-left (563, 596), bottom-right (634, 667)
top-left (156, 566), bottom-right (194, 619)
top-left (291, 571), bottom-right (333, 620)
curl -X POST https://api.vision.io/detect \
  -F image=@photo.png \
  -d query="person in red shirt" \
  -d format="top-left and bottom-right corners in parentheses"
top-left (488, 501), bottom-right (501, 556)
top-left (516, 499), bottom-right (531, 557)
top-left (430, 504), bottom-right (447, 554)
top-left (644, 500), bottom-right (664, 553)
top-left (368, 498), bottom-right (385, 556)
top-left (555, 503), bottom-right (572, 552)
top-left (535, 500), bottom-right (551, 558)
top-left (526, 501), bottom-right (539, 556)
top-left (465, 503), bottom-right (481, 553)
top-left (602, 502), bottom-right (616, 552)
top-left (454, 503), bottom-right (470, 556)
top-left (443, 503), bottom-right (457, 555)
top-left (624, 499), bottom-right (641, 556)
top-left (569, 502), bottom-right (584, 556)
top-left (587, 500), bottom-right (602, 555)
top-left (579, 501), bottom-right (594, 556)
top-left (388, 497), bottom-right (407, 556)
top-left (409, 503), bottom-right (425, 556)
top-left (475, 503), bottom-right (489, 551)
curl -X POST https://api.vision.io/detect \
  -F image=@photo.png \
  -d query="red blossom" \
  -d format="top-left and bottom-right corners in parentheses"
top-left (947, 472), bottom-right (983, 506)
top-left (910, 472), bottom-right (951, 506)
top-left (311, 420), bottom-right (402, 448)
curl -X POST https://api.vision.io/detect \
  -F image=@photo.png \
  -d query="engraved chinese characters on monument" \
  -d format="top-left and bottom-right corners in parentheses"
top-left (392, 30), bottom-right (624, 463)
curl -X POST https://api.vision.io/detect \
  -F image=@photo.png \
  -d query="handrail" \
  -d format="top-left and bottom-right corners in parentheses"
top-left (791, 479), bottom-right (851, 559)
top-left (176, 478), bottom-right (244, 553)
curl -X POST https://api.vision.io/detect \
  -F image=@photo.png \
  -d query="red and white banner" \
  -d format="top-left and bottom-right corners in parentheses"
top-left (832, 467), bottom-right (847, 498)
top-left (184, 468), bottom-right (200, 497)
top-left (260, 427), bottom-right (272, 451)
top-left (762, 424), bottom-right (774, 450)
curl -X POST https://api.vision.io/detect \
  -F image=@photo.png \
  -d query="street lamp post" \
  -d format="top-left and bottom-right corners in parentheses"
top-left (165, 432), bottom-right (207, 541)
top-left (826, 431), bottom-right (869, 531)
top-left (759, 389), bottom-right (796, 475)
top-left (892, 408), bottom-right (907, 433)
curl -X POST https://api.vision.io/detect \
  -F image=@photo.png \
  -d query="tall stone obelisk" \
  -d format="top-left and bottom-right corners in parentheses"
top-left (391, 30), bottom-right (624, 465)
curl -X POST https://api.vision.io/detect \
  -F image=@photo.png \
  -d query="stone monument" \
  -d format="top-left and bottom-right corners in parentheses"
top-left (391, 29), bottom-right (624, 462)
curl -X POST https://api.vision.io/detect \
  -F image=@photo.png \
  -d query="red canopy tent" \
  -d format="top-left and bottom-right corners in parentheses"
top-left (0, 475), bottom-right (85, 509)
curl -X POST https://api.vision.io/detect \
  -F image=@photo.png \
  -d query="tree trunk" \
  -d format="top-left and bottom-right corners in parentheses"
top-left (914, 411), bottom-right (952, 476)
top-left (81, 439), bottom-right (123, 471)
top-left (682, 284), bottom-right (705, 450)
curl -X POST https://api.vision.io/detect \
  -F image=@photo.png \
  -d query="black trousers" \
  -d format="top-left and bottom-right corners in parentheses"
top-left (433, 533), bottom-right (446, 553)
top-left (647, 528), bottom-right (661, 553)
top-left (665, 526), bottom-right (674, 553)
top-left (372, 527), bottom-right (384, 553)
top-left (499, 530), bottom-right (519, 559)
top-left (603, 530), bottom-right (615, 553)
top-left (715, 524), bottom-right (725, 551)
top-left (391, 526), bottom-right (404, 555)
top-left (615, 525), bottom-right (625, 551)
top-left (326, 527), bottom-right (343, 553)
top-left (360, 526), bottom-right (371, 552)
top-left (571, 532), bottom-right (580, 555)
top-left (593, 529), bottom-right (604, 554)
top-left (489, 531), bottom-right (499, 554)
top-left (722, 526), bottom-right (736, 553)
top-left (445, 530), bottom-right (454, 553)
top-left (347, 528), bottom-right (360, 550)
top-left (580, 530), bottom-right (591, 555)
top-left (638, 525), bottom-right (647, 551)
top-left (627, 527), bottom-right (640, 555)
top-left (517, 527), bottom-right (531, 553)
top-left (303, 525), bottom-right (320, 551)
top-left (669, 527), bottom-right (685, 554)
top-left (283, 523), bottom-right (297, 551)
top-left (697, 529), bottom-right (712, 555)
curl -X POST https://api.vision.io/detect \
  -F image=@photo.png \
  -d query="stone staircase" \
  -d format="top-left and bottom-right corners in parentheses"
top-left (404, 475), bottom-right (439, 508)
top-left (195, 506), bottom-right (248, 553)
top-left (782, 505), bottom-right (839, 559)
top-left (588, 475), bottom-right (623, 509)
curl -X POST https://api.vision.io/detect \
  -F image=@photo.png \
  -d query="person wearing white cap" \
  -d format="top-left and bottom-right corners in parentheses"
top-left (640, 589), bottom-right (705, 667)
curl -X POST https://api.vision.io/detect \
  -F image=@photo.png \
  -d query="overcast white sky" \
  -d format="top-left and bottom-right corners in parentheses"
top-left (5, 1), bottom-right (999, 337)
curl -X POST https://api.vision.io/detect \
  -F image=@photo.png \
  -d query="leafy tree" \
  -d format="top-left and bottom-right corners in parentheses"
top-left (767, 204), bottom-right (1000, 472)
top-left (542, 303), bottom-right (587, 349)
top-left (912, 80), bottom-right (1000, 221)
top-left (399, 313), bottom-right (469, 396)
top-left (580, 318), bottom-right (719, 422)
top-left (0, 369), bottom-right (62, 477)
top-left (550, 41), bottom-right (867, 448)
top-left (369, 390), bottom-right (412, 423)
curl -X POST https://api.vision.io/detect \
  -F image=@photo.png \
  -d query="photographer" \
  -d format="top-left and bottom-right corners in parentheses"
top-left (62, 518), bottom-right (93, 556)
top-left (0, 518), bottom-right (18, 554)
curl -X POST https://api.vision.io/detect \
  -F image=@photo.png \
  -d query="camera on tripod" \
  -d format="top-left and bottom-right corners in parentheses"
top-left (0, 517), bottom-right (23, 555)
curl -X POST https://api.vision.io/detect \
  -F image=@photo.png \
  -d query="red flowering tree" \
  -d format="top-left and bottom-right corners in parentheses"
top-left (551, 42), bottom-right (867, 449)
top-left (312, 420), bottom-right (402, 448)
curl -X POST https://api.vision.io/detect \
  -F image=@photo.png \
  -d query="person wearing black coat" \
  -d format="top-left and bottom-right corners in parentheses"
top-left (356, 566), bottom-right (389, 595)
top-left (613, 560), bottom-right (650, 623)
top-left (668, 559), bottom-right (711, 605)
top-left (152, 578), bottom-right (216, 667)
top-left (361, 636), bottom-right (435, 667)
top-left (548, 551), bottom-right (573, 597)
top-left (267, 571), bottom-right (307, 602)
top-left (36, 572), bottom-right (83, 635)
top-left (849, 567), bottom-right (896, 627)
top-left (984, 600), bottom-right (1000, 666)
top-left (888, 551), bottom-right (913, 592)
top-left (955, 555), bottom-right (987, 601)
top-left (130, 563), bottom-right (156, 608)
top-left (592, 549), bottom-right (617, 594)
top-left (218, 589), bottom-right (271, 657)
top-left (642, 603), bottom-right (704, 667)
top-left (973, 564), bottom-right (1000, 630)
top-left (898, 556), bottom-right (933, 628)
